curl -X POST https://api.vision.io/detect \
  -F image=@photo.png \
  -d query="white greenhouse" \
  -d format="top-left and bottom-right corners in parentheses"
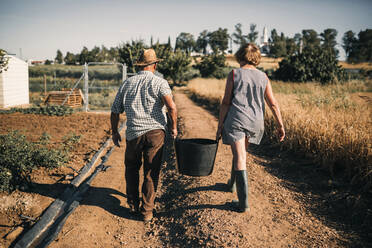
top-left (0, 55), bottom-right (29, 108)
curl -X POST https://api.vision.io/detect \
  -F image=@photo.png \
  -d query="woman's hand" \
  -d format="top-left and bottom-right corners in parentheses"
top-left (278, 126), bottom-right (285, 142)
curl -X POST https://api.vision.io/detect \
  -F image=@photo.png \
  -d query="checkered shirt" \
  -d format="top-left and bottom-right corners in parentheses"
top-left (111, 70), bottom-right (172, 141)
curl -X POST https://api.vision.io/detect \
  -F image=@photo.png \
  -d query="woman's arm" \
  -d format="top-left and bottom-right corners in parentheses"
top-left (264, 80), bottom-right (285, 142)
top-left (216, 71), bottom-right (234, 140)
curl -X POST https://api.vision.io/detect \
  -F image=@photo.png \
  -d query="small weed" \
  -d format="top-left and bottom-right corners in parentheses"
top-left (0, 131), bottom-right (80, 192)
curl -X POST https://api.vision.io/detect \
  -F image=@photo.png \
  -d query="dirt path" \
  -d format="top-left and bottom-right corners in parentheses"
top-left (48, 139), bottom-right (159, 248)
top-left (45, 89), bottom-right (364, 247)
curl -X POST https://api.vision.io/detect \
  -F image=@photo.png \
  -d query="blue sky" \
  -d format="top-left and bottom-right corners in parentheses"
top-left (0, 0), bottom-right (371, 61)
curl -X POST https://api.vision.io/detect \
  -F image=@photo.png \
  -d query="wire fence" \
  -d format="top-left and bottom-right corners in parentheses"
top-left (29, 62), bottom-right (136, 111)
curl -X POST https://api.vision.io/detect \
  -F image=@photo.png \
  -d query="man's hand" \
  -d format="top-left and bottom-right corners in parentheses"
top-left (112, 132), bottom-right (122, 147)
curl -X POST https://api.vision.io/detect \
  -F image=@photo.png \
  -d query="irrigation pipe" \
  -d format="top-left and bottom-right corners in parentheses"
top-left (40, 150), bottom-right (115, 248)
top-left (14, 122), bottom-right (125, 248)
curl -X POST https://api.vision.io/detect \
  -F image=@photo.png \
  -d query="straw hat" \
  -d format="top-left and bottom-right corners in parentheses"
top-left (135, 49), bottom-right (162, 66)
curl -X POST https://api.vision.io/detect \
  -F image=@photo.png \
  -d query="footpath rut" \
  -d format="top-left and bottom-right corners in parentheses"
top-left (49, 89), bottom-right (357, 247)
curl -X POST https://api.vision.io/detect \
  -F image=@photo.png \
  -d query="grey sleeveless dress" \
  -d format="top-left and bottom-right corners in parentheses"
top-left (222, 68), bottom-right (269, 145)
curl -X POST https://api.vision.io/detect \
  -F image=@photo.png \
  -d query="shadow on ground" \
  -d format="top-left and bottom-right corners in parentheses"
top-left (249, 139), bottom-right (372, 247)
top-left (189, 90), bottom-right (372, 247)
top-left (24, 180), bottom-right (139, 221)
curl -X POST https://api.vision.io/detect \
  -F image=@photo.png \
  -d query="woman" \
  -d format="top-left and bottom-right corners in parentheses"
top-left (216, 43), bottom-right (285, 212)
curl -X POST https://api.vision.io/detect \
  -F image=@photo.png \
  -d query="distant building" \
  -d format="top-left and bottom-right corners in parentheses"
top-left (259, 26), bottom-right (270, 56)
top-left (0, 55), bottom-right (29, 108)
top-left (27, 59), bottom-right (46, 66)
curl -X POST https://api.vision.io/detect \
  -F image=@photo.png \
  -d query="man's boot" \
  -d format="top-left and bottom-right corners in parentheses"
top-left (234, 170), bottom-right (250, 212)
top-left (227, 161), bottom-right (236, 192)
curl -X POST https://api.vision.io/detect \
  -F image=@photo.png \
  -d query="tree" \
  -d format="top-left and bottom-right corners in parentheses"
top-left (342, 30), bottom-right (356, 60)
top-left (302, 29), bottom-right (320, 51)
top-left (293, 33), bottom-right (302, 53)
top-left (285, 37), bottom-right (297, 56)
top-left (97, 45), bottom-right (109, 62)
top-left (167, 36), bottom-right (172, 50)
top-left (347, 29), bottom-right (372, 63)
top-left (232, 23), bottom-right (247, 46)
top-left (156, 49), bottom-right (192, 85)
top-left (247, 23), bottom-right (258, 43)
top-left (55, 50), bottom-right (63, 64)
top-left (44, 59), bottom-right (53, 65)
top-left (64, 52), bottom-right (77, 65)
top-left (269, 29), bottom-right (287, 58)
top-left (195, 30), bottom-right (209, 54)
top-left (109, 47), bottom-right (119, 62)
top-left (320, 28), bottom-right (338, 57)
top-left (354, 29), bottom-right (372, 62)
top-left (118, 40), bottom-right (147, 73)
top-left (0, 49), bottom-right (9, 73)
top-left (175, 32), bottom-right (195, 54)
top-left (89, 46), bottom-right (101, 62)
top-left (208, 28), bottom-right (229, 53)
top-left (78, 47), bottom-right (89, 65)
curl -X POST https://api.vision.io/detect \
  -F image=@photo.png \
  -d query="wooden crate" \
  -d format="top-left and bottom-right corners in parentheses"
top-left (44, 89), bottom-right (84, 108)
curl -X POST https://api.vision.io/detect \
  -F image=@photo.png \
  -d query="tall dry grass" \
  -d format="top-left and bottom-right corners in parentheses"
top-left (187, 78), bottom-right (372, 189)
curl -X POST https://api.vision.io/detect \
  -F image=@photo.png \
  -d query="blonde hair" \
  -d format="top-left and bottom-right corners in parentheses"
top-left (235, 43), bottom-right (261, 66)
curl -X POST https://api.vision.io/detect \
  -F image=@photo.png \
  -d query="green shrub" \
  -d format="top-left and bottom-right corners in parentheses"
top-left (274, 48), bottom-right (346, 84)
top-left (194, 53), bottom-right (229, 79)
top-left (0, 131), bottom-right (81, 192)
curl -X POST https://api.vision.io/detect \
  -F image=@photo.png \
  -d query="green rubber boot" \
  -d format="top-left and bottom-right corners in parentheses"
top-left (227, 160), bottom-right (236, 192)
top-left (233, 170), bottom-right (250, 212)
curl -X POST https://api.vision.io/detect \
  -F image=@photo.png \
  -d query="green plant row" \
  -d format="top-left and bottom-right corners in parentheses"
top-left (29, 76), bottom-right (121, 93)
top-left (29, 65), bottom-right (122, 80)
top-left (0, 105), bottom-right (74, 116)
top-left (0, 131), bottom-right (81, 192)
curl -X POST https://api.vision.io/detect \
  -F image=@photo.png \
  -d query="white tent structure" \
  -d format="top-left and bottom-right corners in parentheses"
top-left (0, 55), bottom-right (29, 108)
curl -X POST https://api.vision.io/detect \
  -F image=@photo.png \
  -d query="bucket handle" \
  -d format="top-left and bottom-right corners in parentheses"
top-left (172, 137), bottom-right (180, 172)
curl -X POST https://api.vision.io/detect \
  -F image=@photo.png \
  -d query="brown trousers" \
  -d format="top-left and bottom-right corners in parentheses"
top-left (124, 129), bottom-right (165, 214)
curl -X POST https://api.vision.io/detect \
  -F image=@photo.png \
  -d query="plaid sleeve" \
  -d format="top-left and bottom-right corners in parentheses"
top-left (159, 79), bottom-right (172, 97)
top-left (111, 84), bottom-right (125, 114)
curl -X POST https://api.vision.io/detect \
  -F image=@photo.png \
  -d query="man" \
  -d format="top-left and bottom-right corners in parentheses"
top-left (111, 49), bottom-right (177, 222)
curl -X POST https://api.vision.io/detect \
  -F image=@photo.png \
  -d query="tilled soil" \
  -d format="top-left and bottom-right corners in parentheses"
top-left (0, 112), bottom-right (114, 247)
top-left (1, 90), bottom-right (370, 247)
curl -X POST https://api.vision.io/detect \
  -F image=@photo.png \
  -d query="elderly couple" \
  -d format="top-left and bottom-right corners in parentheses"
top-left (111, 45), bottom-right (285, 222)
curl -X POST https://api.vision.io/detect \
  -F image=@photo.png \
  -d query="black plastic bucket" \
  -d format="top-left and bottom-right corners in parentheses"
top-left (174, 138), bottom-right (218, 177)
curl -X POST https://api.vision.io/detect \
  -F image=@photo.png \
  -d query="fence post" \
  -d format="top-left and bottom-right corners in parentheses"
top-left (84, 63), bottom-right (89, 112)
top-left (122, 64), bottom-right (127, 82)
top-left (43, 74), bottom-right (47, 97)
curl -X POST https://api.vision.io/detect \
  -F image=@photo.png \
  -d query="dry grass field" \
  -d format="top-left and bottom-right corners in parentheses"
top-left (187, 77), bottom-right (372, 188)
top-left (225, 55), bottom-right (282, 70)
top-left (226, 54), bottom-right (372, 71)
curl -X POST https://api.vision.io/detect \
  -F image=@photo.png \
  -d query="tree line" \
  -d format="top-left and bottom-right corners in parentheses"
top-left (54, 26), bottom-right (371, 65)
top-left (49, 25), bottom-right (370, 85)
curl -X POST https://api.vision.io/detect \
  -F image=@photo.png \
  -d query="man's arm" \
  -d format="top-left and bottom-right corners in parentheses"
top-left (111, 112), bottom-right (122, 147)
top-left (162, 95), bottom-right (178, 139)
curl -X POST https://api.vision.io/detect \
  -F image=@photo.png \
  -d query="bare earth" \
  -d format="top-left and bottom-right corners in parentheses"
top-left (1, 90), bottom-right (369, 247)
